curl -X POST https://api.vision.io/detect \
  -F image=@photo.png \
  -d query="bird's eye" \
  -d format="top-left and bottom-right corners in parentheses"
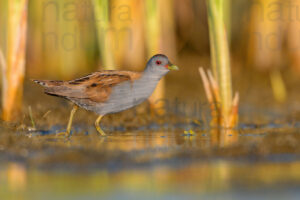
top-left (156, 60), bottom-right (162, 65)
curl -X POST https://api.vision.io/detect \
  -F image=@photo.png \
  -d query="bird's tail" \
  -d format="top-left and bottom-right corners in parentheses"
top-left (32, 79), bottom-right (63, 87)
top-left (32, 79), bottom-right (67, 97)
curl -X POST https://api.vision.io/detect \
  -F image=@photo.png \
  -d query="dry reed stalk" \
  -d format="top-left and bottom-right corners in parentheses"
top-left (247, 0), bottom-right (283, 70)
top-left (228, 92), bottom-right (239, 128)
top-left (1, 0), bottom-right (28, 121)
top-left (111, 0), bottom-right (146, 69)
top-left (199, 67), bottom-right (213, 104)
top-left (159, 0), bottom-right (176, 59)
top-left (247, 0), bottom-right (287, 103)
top-left (287, 0), bottom-right (300, 74)
top-left (199, 67), bottom-right (220, 126)
top-left (199, 67), bottom-right (239, 128)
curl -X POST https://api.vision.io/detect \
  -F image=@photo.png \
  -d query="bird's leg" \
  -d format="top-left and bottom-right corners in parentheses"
top-left (95, 115), bottom-right (106, 136)
top-left (66, 105), bottom-right (78, 135)
top-left (57, 105), bottom-right (78, 137)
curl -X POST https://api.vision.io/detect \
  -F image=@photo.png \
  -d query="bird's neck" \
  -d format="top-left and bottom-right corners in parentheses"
top-left (142, 69), bottom-right (166, 82)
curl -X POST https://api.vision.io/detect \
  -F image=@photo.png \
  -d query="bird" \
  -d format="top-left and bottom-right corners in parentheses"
top-left (33, 54), bottom-right (179, 137)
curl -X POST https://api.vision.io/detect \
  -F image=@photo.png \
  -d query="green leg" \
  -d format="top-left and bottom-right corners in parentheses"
top-left (95, 115), bottom-right (106, 136)
top-left (57, 105), bottom-right (78, 137)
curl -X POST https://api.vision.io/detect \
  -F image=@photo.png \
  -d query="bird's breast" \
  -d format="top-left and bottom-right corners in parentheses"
top-left (96, 77), bottom-right (160, 114)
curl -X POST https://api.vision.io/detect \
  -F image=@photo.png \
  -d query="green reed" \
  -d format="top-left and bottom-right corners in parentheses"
top-left (206, 0), bottom-right (236, 127)
top-left (144, 0), bottom-right (160, 55)
top-left (144, 0), bottom-right (166, 114)
top-left (93, 0), bottom-right (115, 69)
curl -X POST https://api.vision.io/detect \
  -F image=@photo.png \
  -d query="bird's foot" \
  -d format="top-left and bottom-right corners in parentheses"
top-left (95, 115), bottom-right (107, 137)
top-left (95, 126), bottom-right (107, 137)
top-left (56, 131), bottom-right (71, 139)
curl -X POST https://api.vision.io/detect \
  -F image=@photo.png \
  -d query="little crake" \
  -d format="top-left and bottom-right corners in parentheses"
top-left (33, 54), bottom-right (179, 137)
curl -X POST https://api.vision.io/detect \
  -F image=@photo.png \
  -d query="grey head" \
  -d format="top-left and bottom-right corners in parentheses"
top-left (144, 54), bottom-right (179, 78)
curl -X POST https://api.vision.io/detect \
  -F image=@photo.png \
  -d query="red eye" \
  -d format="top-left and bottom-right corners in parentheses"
top-left (156, 60), bottom-right (162, 65)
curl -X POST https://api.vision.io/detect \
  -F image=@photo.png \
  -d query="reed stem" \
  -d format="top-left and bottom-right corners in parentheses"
top-left (144, 0), bottom-right (165, 114)
top-left (270, 70), bottom-right (287, 103)
top-left (93, 0), bottom-right (115, 69)
top-left (1, 0), bottom-right (28, 121)
top-left (206, 0), bottom-right (233, 126)
top-left (144, 0), bottom-right (161, 56)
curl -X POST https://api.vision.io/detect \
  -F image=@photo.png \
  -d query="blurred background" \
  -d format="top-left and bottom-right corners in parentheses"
top-left (0, 1), bottom-right (299, 78)
top-left (0, 0), bottom-right (299, 116)
top-left (1, 0), bottom-right (300, 199)
top-left (0, 0), bottom-right (299, 107)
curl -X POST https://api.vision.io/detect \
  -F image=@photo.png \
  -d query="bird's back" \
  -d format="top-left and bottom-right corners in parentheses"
top-left (33, 70), bottom-right (141, 99)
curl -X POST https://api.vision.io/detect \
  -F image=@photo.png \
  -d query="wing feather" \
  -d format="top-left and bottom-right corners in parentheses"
top-left (34, 70), bottom-right (142, 103)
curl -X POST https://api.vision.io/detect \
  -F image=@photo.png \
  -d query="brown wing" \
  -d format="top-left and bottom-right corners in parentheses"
top-left (37, 70), bottom-right (142, 103)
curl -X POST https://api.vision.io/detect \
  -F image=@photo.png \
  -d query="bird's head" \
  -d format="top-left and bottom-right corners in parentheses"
top-left (144, 54), bottom-right (179, 76)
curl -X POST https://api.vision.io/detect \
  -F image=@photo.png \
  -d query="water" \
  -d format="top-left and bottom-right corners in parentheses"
top-left (1, 122), bottom-right (300, 200)
top-left (2, 161), bottom-right (300, 200)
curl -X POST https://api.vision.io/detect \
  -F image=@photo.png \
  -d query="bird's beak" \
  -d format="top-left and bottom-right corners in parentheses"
top-left (167, 63), bottom-right (179, 71)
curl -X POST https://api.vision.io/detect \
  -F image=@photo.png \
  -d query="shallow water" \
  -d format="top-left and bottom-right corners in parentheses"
top-left (2, 160), bottom-right (300, 200)
top-left (1, 121), bottom-right (300, 200)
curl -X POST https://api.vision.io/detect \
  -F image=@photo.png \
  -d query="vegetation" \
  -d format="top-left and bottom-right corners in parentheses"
top-left (201, 0), bottom-right (238, 128)
top-left (93, 0), bottom-right (115, 69)
top-left (1, 0), bottom-right (28, 121)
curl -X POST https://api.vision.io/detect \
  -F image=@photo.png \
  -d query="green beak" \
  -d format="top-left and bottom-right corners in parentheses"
top-left (168, 63), bottom-right (179, 71)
